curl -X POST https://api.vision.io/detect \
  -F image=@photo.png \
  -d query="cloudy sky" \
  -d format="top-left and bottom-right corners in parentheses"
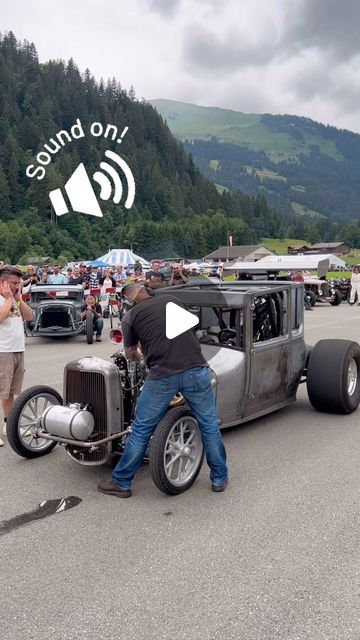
top-left (3, 0), bottom-right (360, 132)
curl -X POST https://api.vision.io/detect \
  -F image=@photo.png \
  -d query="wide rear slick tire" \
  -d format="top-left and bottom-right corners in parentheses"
top-left (149, 407), bottom-right (204, 495)
top-left (86, 310), bottom-right (94, 344)
top-left (306, 339), bottom-right (360, 414)
top-left (7, 385), bottom-right (62, 458)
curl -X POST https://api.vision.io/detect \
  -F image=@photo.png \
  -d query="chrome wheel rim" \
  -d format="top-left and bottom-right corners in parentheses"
top-left (163, 416), bottom-right (203, 487)
top-left (18, 394), bottom-right (60, 450)
top-left (348, 359), bottom-right (358, 396)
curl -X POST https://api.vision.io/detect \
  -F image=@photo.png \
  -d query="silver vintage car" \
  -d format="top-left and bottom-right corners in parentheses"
top-left (7, 281), bottom-right (360, 494)
top-left (25, 284), bottom-right (96, 343)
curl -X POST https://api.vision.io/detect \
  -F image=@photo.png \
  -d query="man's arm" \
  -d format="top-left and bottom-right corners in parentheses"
top-left (18, 298), bottom-right (33, 322)
top-left (124, 345), bottom-right (142, 360)
top-left (122, 318), bottom-right (142, 360)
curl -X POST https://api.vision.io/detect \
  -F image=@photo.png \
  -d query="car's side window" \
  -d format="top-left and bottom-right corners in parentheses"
top-left (197, 306), bottom-right (243, 348)
top-left (252, 291), bottom-right (288, 343)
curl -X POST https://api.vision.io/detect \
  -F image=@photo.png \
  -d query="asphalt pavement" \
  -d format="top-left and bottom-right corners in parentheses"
top-left (1, 304), bottom-right (360, 640)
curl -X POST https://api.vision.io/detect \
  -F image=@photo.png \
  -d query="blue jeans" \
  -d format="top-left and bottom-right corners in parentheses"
top-left (94, 318), bottom-right (103, 336)
top-left (112, 367), bottom-right (228, 489)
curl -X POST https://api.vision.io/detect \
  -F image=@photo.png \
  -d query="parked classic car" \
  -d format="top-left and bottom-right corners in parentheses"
top-left (24, 284), bottom-right (96, 343)
top-left (7, 281), bottom-right (360, 495)
top-left (303, 277), bottom-right (343, 306)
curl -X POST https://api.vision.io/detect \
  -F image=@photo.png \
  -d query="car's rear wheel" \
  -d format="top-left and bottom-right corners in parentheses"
top-left (149, 407), bottom-right (204, 495)
top-left (306, 339), bottom-right (360, 413)
top-left (85, 310), bottom-right (94, 344)
top-left (7, 386), bottom-right (62, 458)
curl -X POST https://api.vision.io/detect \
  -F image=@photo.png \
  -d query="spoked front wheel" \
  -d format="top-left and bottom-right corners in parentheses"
top-left (7, 385), bottom-right (62, 458)
top-left (149, 407), bottom-right (204, 495)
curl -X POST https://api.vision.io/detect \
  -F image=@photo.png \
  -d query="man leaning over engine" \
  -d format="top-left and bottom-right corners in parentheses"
top-left (98, 282), bottom-right (228, 498)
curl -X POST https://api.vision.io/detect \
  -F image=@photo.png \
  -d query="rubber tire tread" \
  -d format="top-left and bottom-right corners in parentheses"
top-left (307, 290), bottom-right (317, 307)
top-left (86, 310), bottom-right (94, 344)
top-left (7, 385), bottom-right (62, 458)
top-left (149, 406), bottom-right (204, 495)
top-left (330, 290), bottom-right (342, 306)
top-left (306, 339), bottom-right (360, 414)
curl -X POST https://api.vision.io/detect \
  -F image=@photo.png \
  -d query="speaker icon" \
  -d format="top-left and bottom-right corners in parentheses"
top-left (49, 150), bottom-right (136, 217)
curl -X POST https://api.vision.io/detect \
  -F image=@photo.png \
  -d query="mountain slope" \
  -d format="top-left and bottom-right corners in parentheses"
top-left (0, 33), bottom-right (280, 262)
top-left (151, 99), bottom-right (360, 222)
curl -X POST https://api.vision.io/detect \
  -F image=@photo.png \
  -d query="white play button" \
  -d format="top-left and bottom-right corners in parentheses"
top-left (166, 302), bottom-right (199, 339)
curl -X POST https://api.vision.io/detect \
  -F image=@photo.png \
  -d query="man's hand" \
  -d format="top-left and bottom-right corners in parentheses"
top-left (0, 280), bottom-right (14, 300)
top-left (125, 345), bottom-right (142, 360)
top-left (13, 285), bottom-right (21, 301)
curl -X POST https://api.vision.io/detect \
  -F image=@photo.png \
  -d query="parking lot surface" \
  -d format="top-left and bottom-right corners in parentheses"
top-left (1, 305), bottom-right (360, 640)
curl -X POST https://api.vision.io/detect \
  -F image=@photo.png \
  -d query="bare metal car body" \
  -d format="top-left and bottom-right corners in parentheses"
top-left (26, 284), bottom-right (85, 338)
top-left (7, 281), bottom-right (360, 494)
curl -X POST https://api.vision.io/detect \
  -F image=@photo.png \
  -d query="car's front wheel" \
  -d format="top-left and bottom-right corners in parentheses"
top-left (306, 339), bottom-right (360, 413)
top-left (306, 290), bottom-right (317, 307)
top-left (330, 290), bottom-right (342, 306)
top-left (149, 407), bottom-right (204, 495)
top-left (7, 385), bottom-right (62, 458)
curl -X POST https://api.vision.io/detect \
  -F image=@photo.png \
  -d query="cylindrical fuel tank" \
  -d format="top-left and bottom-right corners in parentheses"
top-left (41, 405), bottom-right (94, 440)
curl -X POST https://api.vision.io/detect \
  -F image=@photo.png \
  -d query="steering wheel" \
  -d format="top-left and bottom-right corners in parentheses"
top-left (218, 328), bottom-right (237, 345)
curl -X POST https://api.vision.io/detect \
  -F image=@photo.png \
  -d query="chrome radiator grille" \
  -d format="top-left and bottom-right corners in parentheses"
top-left (66, 370), bottom-right (108, 441)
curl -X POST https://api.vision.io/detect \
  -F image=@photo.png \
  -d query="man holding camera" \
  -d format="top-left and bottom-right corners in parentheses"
top-left (169, 264), bottom-right (188, 286)
top-left (22, 265), bottom-right (39, 289)
top-left (80, 295), bottom-right (103, 342)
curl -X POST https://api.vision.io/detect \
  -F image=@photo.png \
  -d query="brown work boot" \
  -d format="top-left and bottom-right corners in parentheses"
top-left (211, 478), bottom-right (228, 493)
top-left (97, 479), bottom-right (131, 498)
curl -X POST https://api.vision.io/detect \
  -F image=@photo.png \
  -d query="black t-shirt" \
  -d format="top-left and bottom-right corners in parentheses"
top-left (81, 303), bottom-right (102, 315)
top-left (69, 275), bottom-right (85, 285)
top-left (121, 294), bottom-right (206, 380)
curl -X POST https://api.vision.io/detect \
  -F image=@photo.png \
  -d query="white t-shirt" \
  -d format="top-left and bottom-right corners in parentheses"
top-left (0, 295), bottom-right (25, 352)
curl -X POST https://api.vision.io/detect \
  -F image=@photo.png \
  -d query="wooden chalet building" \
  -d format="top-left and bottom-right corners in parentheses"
top-left (306, 242), bottom-right (350, 256)
top-left (204, 245), bottom-right (275, 262)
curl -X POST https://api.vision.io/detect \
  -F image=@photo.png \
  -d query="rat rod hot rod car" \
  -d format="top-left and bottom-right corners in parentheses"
top-left (7, 281), bottom-right (360, 495)
top-left (25, 284), bottom-right (96, 344)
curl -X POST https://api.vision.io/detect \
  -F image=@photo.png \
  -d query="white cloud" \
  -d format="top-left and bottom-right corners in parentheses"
top-left (2, 0), bottom-right (360, 132)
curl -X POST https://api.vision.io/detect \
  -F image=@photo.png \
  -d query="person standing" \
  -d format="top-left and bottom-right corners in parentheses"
top-left (98, 282), bottom-right (228, 498)
top-left (21, 265), bottom-right (39, 289)
top-left (114, 265), bottom-right (127, 286)
top-left (146, 260), bottom-right (166, 289)
top-left (169, 265), bottom-right (188, 286)
top-left (68, 266), bottom-right (86, 286)
top-left (48, 264), bottom-right (67, 285)
top-left (0, 265), bottom-right (33, 446)
top-left (349, 266), bottom-right (360, 305)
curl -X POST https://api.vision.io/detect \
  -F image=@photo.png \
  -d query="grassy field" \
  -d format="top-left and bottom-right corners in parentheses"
top-left (291, 202), bottom-right (325, 218)
top-left (151, 99), bottom-right (343, 161)
top-left (262, 238), bottom-right (309, 254)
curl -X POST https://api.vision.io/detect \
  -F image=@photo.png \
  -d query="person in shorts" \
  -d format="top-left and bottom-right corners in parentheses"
top-left (0, 265), bottom-right (33, 446)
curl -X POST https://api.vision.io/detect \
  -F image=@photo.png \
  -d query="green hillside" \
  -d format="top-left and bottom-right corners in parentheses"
top-left (1, 33), bottom-right (284, 263)
top-left (151, 99), bottom-right (360, 228)
top-left (151, 99), bottom-right (343, 162)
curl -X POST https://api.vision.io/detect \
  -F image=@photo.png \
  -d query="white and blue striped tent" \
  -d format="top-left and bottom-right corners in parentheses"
top-left (96, 249), bottom-right (150, 268)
